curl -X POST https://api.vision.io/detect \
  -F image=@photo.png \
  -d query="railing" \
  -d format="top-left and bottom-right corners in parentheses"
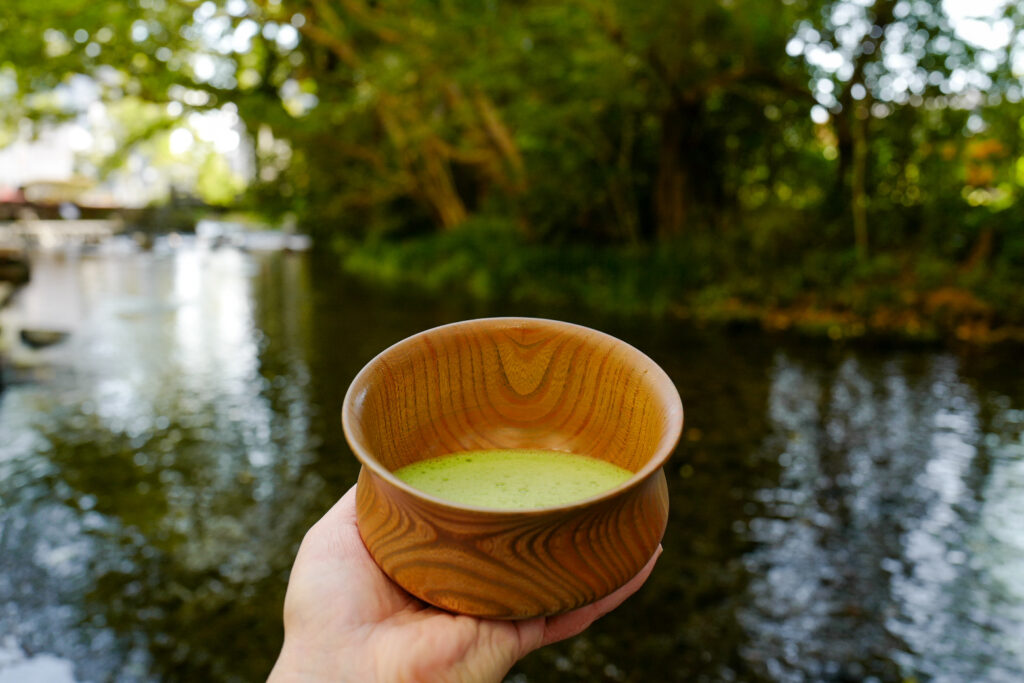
top-left (0, 219), bottom-right (124, 249)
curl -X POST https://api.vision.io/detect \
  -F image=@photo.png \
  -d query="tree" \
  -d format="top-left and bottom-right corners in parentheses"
top-left (2, 0), bottom-right (1022, 261)
top-left (793, 0), bottom-right (1019, 259)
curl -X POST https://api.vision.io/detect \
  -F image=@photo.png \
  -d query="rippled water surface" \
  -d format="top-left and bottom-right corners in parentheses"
top-left (1, 245), bottom-right (1023, 682)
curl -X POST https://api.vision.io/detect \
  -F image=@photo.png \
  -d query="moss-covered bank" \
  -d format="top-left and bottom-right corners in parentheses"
top-left (333, 223), bottom-right (1024, 346)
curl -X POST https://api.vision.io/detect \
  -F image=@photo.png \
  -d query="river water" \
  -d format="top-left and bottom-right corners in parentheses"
top-left (1, 243), bottom-right (1023, 682)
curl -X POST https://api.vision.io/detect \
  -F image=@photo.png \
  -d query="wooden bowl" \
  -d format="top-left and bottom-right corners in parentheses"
top-left (342, 317), bottom-right (683, 619)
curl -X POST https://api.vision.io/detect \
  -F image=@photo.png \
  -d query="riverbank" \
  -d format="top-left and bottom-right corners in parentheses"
top-left (334, 227), bottom-right (1024, 346)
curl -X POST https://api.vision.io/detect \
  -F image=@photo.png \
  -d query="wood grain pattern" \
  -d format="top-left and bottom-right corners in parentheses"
top-left (342, 317), bottom-right (683, 619)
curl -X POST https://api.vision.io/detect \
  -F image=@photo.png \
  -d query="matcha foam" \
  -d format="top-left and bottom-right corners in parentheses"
top-left (393, 448), bottom-right (633, 510)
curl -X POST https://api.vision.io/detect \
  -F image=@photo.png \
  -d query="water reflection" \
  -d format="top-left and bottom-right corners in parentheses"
top-left (741, 352), bottom-right (1024, 682)
top-left (0, 246), bottom-right (329, 681)
top-left (2, 248), bottom-right (1024, 681)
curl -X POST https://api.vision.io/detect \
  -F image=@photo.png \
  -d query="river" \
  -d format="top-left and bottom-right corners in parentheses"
top-left (1, 242), bottom-right (1023, 682)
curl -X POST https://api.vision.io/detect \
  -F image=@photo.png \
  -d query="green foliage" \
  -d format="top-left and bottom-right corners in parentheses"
top-left (196, 152), bottom-right (245, 205)
top-left (3, 0), bottom-right (1024, 339)
top-left (337, 216), bottom-right (704, 316)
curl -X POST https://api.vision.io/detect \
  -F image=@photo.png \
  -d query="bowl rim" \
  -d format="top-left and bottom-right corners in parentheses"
top-left (341, 316), bottom-right (684, 515)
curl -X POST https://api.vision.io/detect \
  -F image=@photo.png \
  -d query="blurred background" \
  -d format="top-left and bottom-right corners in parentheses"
top-left (2, 0), bottom-right (1024, 681)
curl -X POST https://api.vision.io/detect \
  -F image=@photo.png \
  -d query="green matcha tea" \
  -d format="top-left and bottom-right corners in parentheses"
top-left (392, 448), bottom-right (633, 509)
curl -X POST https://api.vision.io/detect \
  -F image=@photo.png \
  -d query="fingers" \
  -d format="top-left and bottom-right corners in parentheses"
top-left (299, 485), bottom-right (662, 643)
top-left (296, 484), bottom-right (367, 568)
top-left (540, 545), bottom-right (663, 647)
top-left (512, 617), bottom-right (547, 660)
top-left (312, 484), bottom-right (360, 530)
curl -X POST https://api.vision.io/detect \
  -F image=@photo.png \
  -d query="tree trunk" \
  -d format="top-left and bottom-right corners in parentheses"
top-left (608, 115), bottom-right (639, 243)
top-left (834, 108), bottom-right (853, 202)
top-left (654, 105), bottom-right (695, 240)
top-left (851, 105), bottom-right (869, 259)
top-left (835, 0), bottom-right (897, 259)
top-left (962, 225), bottom-right (994, 271)
top-left (420, 138), bottom-right (468, 230)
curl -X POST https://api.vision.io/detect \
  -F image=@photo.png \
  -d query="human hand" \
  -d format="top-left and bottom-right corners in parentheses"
top-left (268, 485), bottom-right (662, 683)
